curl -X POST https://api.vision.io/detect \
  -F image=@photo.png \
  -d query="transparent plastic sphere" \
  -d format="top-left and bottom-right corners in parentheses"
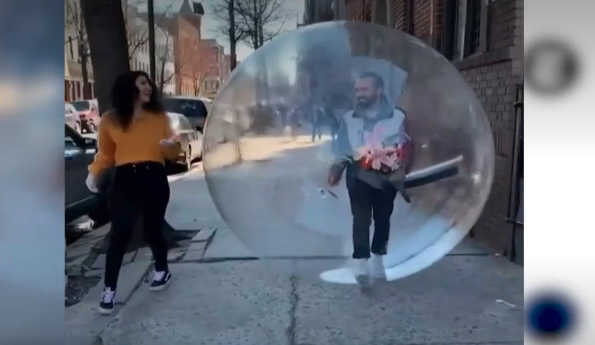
top-left (203, 21), bottom-right (494, 284)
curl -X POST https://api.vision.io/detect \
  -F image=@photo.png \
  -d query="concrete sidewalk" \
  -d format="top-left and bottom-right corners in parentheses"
top-left (70, 153), bottom-right (523, 345)
top-left (100, 252), bottom-right (523, 345)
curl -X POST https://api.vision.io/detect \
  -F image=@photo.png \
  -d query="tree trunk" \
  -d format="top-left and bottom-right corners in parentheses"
top-left (80, 0), bottom-right (129, 116)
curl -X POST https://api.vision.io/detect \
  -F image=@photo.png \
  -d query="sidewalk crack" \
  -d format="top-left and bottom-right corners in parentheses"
top-left (286, 275), bottom-right (299, 345)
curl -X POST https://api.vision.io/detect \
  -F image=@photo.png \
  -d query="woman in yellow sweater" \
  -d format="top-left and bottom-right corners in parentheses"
top-left (86, 71), bottom-right (182, 315)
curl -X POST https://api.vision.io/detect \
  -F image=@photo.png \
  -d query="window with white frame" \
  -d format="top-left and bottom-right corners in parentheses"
top-left (444, 0), bottom-right (489, 61)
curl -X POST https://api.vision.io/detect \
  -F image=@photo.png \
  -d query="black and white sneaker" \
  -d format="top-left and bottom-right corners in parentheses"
top-left (149, 270), bottom-right (172, 291)
top-left (98, 287), bottom-right (116, 315)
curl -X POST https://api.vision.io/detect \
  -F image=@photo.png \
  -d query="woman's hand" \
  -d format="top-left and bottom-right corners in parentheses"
top-left (86, 173), bottom-right (98, 193)
top-left (160, 135), bottom-right (180, 146)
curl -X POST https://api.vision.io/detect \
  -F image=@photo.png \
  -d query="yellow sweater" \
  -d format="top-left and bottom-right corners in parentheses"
top-left (88, 110), bottom-right (182, 176)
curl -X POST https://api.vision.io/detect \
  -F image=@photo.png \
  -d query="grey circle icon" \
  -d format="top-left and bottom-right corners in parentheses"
top-left (525, 40), bottom-right (579, 95)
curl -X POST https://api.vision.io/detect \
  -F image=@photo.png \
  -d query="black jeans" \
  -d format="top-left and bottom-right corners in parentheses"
top-left (104, 162), bottom-right (170, 290)
top-left (348, 178), bottom-right (397, 259)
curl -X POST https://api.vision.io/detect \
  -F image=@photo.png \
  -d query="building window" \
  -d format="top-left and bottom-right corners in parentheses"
top-left (464, 0), bottom-right (481, 57)
top-left (442, 0), bottom-right (459, 60)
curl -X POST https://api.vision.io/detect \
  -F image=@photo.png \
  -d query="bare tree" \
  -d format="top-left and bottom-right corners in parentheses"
top-left (156, 28), bottom-right (174, 97)
top-left (210, 0), bottom-right (292, 102)
top-left (65, 0), bottom-right (92, 99)
top-left (125, 1), bottom-right (175, 64)
top-left (210, 0), bottom-right (246, 72)
top-left (66, 0), bottom-right (174, 103)
top-left (190, 70), bottom-right (209, 96)
top-left (235, 0), bottom-right (291, 49)
top-left (155, 43), bottom-right (202, 96)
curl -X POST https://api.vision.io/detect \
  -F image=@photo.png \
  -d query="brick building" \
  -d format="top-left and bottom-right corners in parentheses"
top-left (197, 39), bottom-right (231, 98)
top-left (159, 0), bottom-right (204, 95)
top-left (305, 0), bottom-right (524, 260)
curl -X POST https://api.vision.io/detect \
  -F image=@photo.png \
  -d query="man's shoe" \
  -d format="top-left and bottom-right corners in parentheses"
top-left (98, 287), bottom-right (116, 315)
top-left (370, 254), bottom-right (386, 279)
top-left (149, 270), bottom-right (172, 291)
top-left (350, 258), bottom-right (370, 285)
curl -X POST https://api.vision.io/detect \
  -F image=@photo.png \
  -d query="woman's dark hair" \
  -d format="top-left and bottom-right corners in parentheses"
top-left (110, 70), bottom-right (163, 130)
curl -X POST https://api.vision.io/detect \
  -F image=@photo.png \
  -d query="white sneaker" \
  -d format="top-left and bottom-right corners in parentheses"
top-left (98, 287), bottom-right (116, 315)
top-left (350, 258), bottom-right (370, 284)
top-left (370, 254), bottom-right (386, 279)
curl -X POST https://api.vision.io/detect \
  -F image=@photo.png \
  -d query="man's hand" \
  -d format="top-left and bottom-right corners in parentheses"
top-left (327, 163), bottom-right (344, 187)
top-left (328, 173), bottom-right (340, 187)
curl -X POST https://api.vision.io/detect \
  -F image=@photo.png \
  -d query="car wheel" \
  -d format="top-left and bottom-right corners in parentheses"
top-left (87, 122), bottom-right (97, 133)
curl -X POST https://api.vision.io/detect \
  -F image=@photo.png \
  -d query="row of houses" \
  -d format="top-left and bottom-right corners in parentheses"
top-left (64, 0), bottom-right (231, 102)
top-left (302, 0), bottom-right (524, 263)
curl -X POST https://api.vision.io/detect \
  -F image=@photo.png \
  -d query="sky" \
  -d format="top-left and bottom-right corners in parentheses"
top-left (139, 0), bottom-right (305, 61)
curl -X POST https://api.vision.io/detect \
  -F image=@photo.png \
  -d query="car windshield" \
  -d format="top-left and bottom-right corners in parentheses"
top-left (70, 101), bottom-right (90, 111)
top-left (163, 98), bottom-right (208, 118)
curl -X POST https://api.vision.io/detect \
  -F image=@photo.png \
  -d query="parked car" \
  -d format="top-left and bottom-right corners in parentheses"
top-left (166, 112), bottom-right (203, 171)
top-left (162, 96), bottom-right (211, 132)
top-left (65, 103), bottom-right (81, 133)
top-left (65, 124), bottom-right (108, 224)
top-left (69, 99), bottom-right (100, 133)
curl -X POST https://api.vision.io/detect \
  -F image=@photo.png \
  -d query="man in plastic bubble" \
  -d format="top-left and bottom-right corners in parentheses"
top-left (327, 71), bottom-right (411, 282)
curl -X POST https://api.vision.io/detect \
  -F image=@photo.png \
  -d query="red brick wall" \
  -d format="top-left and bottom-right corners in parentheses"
top-left (345, 0), bottom-right (372, 21)
top-left (171, 15), bottom-right (201, 95)
top-left (343, 0), bottom-right (524, 255)
top-left (413, 0), bottom-right (432, 42)
top-left (455, 0), bottom-right (523, 253)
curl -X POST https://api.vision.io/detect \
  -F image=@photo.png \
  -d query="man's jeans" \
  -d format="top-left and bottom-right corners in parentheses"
top-left (348, 178), bottom-right (397, 259)
top-left (311, 123), bottom-right (322, 141)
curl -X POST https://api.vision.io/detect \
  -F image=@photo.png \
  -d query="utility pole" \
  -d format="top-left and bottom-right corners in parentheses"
top-left (228, 0), bottom-right (237, 71)
top-left (148, 0), bottom-right (157, 81)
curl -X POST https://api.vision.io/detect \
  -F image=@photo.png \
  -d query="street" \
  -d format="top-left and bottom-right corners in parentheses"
top-left (66, 134), bottom-right (523, 345)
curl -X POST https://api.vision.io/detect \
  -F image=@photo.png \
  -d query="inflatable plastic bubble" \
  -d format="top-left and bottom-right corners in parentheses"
top-left (203, 21), bottom-right (494, 284)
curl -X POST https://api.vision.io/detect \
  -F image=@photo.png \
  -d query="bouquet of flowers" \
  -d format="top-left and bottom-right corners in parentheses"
top-left (356, 129), bottom-right (407, 174)
top-left (354, 126), bottom-right (412, 203)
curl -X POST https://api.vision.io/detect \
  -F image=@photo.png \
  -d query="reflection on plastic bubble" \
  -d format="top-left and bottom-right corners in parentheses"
top-left (526, 292), bottom-right (576, 340)
top-left (525, 39), bottom-right (579, 96)
top-left (203, 21), bottom-right (494, 283)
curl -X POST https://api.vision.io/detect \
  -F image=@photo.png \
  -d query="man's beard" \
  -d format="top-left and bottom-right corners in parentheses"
top-left (357, 96), bottom-right (378, 109)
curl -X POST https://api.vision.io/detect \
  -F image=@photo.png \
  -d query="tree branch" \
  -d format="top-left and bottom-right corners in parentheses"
top-left (126, 1), bottom-right (175, 63)
top-left (209, 0), bottom-right (247, 43)
top-left (233, 0), bottom-right (292, 49)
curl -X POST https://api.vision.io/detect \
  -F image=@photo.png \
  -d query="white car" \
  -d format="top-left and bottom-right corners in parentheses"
top-left (166, 112), bottom-right (203, 171)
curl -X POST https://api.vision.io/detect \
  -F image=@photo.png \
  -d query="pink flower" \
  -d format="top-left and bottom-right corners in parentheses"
top-left (360, 127), bottom-right (403, 172)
